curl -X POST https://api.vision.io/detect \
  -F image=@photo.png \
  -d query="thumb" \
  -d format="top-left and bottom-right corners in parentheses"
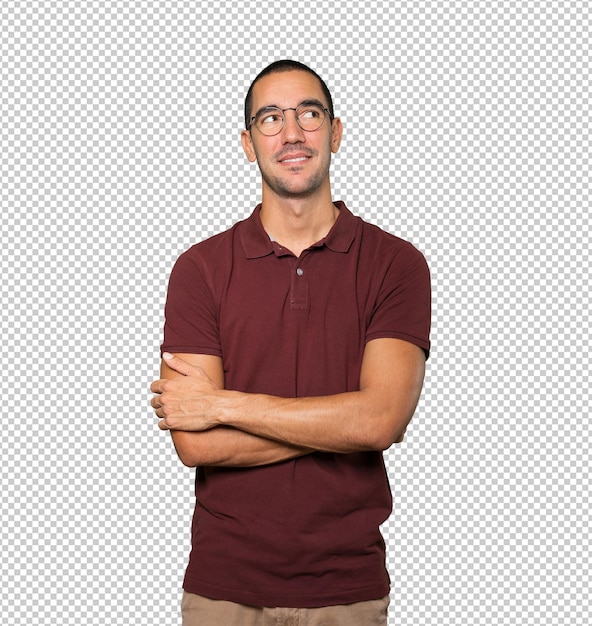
top-left (162, 352), bottom-right (197, 376)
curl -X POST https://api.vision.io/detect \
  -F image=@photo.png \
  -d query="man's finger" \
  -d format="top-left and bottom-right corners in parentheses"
top-left (162, 352), bottom-right (197, 376)
top-left (150, 380), bottom-right (164, 394)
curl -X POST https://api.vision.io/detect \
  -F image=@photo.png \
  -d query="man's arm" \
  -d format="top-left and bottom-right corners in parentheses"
top-left (152, 338), bottom-right (425, 454)
top-left (158, 353), bottom-right (314, 467)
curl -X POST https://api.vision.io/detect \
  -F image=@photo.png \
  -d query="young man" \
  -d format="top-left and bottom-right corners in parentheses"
top-left (151, 60), bottom-right (431, 625)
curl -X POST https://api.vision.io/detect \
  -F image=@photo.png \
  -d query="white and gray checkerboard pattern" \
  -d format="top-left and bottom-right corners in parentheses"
top-left (1, 1), bottom-right (589, 624)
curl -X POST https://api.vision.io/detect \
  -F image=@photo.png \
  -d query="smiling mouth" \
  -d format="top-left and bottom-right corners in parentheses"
top-left (281, 156), bottom-right (309, 163)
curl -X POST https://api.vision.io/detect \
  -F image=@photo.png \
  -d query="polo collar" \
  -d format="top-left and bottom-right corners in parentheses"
top-left (240, 205), bottom-right (274, 259)
top-left (324, 201), bottom-right (357, 253)
top-left (240, 201), bottom-right (357, 259)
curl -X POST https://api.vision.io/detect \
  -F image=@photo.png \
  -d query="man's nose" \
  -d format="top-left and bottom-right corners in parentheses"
top-left (281, 110), bottom-right (306, 142)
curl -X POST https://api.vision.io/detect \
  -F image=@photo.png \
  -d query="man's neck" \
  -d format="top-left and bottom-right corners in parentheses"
top-left (260, 195), bottom-right (339, 257)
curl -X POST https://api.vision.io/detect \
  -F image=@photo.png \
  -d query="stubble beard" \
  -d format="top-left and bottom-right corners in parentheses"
top-left (258, 147), bottom-right (333, 200)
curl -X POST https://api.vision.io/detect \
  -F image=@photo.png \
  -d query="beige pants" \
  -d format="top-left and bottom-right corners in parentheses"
top-left (181, 591), bottom-right (389, 626)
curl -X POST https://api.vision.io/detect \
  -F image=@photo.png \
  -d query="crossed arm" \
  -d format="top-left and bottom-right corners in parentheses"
top-left (150, 337), bottom-right (426, 468)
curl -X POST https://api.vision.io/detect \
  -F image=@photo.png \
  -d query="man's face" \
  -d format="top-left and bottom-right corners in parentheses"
top-left (241, 71), bottom-right (342, 200)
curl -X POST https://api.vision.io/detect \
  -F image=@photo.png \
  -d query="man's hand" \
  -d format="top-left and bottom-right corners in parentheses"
top-left (150, 352), bottom-right (223, 431)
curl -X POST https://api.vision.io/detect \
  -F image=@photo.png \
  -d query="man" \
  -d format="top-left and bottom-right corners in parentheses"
top-left (150, 60), bottom-right (431, 626)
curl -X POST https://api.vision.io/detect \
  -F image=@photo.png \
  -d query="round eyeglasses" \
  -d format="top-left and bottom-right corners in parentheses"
top-left (249, 103), bottom-right (332, 136)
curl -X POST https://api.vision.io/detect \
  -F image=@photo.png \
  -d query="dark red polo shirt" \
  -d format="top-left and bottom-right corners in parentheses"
top-left (161, 201), bottom-right (431, 608)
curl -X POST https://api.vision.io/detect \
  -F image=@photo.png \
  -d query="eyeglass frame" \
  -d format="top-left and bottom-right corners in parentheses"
top-left (248, 100), bottom-right (334, 135)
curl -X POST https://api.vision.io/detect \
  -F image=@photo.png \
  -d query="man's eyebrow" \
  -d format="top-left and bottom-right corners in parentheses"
top-left (253, 99), bottom-right (326, 118)
top-left (298, 99), bottom-right (326, 109)
top-left (253, 104), bottom-right (280, 118)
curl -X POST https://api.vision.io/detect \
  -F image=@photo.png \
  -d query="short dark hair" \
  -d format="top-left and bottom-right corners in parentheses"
top-left (244, 60), bottom-right (335, 130)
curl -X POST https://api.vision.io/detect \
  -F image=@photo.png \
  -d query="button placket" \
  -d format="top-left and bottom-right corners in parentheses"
top-left (289, 260), bottom-right (309, 310)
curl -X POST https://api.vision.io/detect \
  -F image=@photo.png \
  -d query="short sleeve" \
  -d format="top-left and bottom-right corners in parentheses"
top-left (365, 242), bottom-right (431, 359)
top-left (160, 249), bottom-right (222, 357)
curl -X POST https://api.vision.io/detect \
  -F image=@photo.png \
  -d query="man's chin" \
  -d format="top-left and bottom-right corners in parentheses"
top-left (262, 174), bottom-right (328, 200)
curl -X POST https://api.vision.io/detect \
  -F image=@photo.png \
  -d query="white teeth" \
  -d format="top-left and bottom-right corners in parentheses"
top-left (283, 157), bottom-right (307, 163)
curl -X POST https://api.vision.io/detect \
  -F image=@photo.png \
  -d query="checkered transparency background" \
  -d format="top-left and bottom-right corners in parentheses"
top-left (1, 0), bottom-right (590, 624)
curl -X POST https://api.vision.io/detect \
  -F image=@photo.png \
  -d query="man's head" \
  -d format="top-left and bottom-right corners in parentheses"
top-left (241, 61), bottom-right (342, 202)
top-left (244, 60), bottom-right (335, 131)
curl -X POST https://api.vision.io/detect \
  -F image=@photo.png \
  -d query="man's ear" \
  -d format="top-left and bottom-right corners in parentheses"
top-left (330, 117), bottom-right (343, 154)
top-left (241, 130), bottom-right (257, 162)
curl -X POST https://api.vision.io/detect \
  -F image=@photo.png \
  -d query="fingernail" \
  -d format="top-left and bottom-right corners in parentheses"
top-left (163, 352), bottom-right (173, 360)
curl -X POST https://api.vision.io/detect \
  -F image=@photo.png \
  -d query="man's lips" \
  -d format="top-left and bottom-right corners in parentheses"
top-left (277, 152), bottom-right (314, 164)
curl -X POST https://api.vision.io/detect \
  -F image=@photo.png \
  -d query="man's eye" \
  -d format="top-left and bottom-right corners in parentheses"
top-left (261, 113), bottom-right (281, 124)
top-left (300, 107), bottom-right (322, 119)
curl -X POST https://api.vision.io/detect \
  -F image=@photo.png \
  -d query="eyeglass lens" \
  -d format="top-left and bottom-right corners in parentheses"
top-left (255, 104), bottom-right (326, 135)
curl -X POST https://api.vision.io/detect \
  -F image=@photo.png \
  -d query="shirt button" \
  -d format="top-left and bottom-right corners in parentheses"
top-left (296, 268), bottom-right (304, 276)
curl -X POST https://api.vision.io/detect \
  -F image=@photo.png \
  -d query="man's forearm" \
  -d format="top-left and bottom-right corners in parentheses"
top-left (171, 427), bottom-right (314, 468)
top-left (216, 389), bottom-right (403, 454)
